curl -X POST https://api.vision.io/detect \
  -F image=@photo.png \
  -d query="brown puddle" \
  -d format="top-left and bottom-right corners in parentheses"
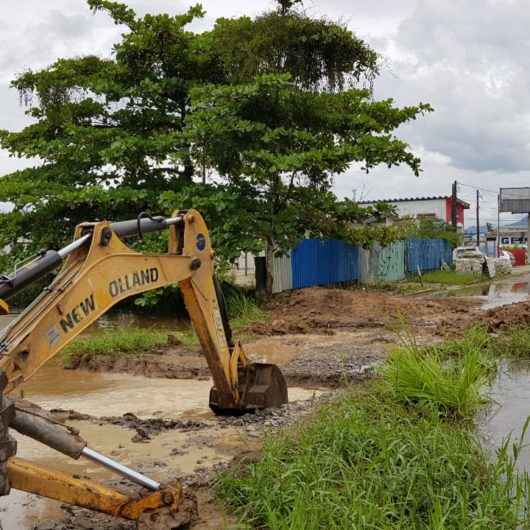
top-left (1, 361), bottom-right (321, 529)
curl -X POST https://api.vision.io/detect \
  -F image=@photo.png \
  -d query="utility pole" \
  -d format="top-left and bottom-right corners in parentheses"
top-left (451, 180), bottom-right (458, 228)
top-left (476, 189), bottom-right (480, 249)
top-left (497, 193), bottom-right (501, 257)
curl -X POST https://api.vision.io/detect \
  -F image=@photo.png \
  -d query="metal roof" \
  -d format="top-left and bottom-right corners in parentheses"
top-left (358, 196), bottom-right (470, 208)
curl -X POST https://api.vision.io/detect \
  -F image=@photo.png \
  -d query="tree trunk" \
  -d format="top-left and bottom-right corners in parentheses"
top-left (265, 237), bottom-right (275, 297)
top-left (181, 155), bottom-right (194, 183)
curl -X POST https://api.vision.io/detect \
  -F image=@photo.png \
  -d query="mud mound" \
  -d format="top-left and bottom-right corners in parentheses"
top-left (101, 412), bottom-right (208, 442)
top-left (65, 349), bottom-right (211, 380)
top-left (250, 287), bottom-right (478, 335)
top-left (485, 301), bottom-right (530, 331)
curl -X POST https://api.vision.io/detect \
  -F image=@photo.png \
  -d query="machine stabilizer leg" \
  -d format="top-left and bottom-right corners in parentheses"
top-left (0, 372), bottom-right (16, 496)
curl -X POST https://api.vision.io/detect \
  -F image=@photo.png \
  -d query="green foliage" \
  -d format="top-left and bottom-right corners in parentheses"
top-left (218, 383), bottom-right (529, 529)
top-left (413, 218), bottom-right (462, 246)
top-left (210, 8), bottom-right (378, 89)
top-left (187, 73), bottom-right (431, 254)
top-left (160, 184), bottom-right (264, 261)
top-left (225, 289), bottom-right (267, 328)
top-left (0, 2), bottom-right (217, 255)
top-left (276, 0), bottom-right (303, 16)
top-left (0, 0), bottom-right (431, 293)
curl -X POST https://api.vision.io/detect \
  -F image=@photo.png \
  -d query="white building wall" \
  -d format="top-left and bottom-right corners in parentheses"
top-left (362, 199), bottom-right (447, 221)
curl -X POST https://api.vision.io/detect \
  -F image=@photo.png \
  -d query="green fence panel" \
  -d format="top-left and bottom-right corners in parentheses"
top-left (359, 241), bottom-right (406, 284)
top-left (377, 241), bottom-right (406, 282)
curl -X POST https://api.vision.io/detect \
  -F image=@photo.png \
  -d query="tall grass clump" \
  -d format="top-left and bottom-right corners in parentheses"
top-left (434, 326), bottom-right (494, 362)
top-left (226, 290), bottom-right (268, 327)
top-left (382, 329), bottom-right (493, 420)
top-left (219, 387), bottom-right (530, 530)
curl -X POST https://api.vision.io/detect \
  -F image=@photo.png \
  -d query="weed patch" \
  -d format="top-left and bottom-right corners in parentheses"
top-left (381, 326), bottom-right (495, 420)
top-left (219, 385), bottom-right (529, 529)
top-left (495, 326), bottom-right (530, 359)
top-left (226, 291), bottom-right (268, 328)
top-left (417, 270), bottom-right (484, 286)
top-left (219, 326), bottom-right (530, 528)
top-left (62, 327), bottom-right (169, 361)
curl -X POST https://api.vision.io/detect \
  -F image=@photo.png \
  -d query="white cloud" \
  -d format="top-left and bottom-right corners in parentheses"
top-left (1, 0), bottom-right (529, 228)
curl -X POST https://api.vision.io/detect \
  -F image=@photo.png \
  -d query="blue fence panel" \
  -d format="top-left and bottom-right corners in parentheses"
top-left (406, 239), bottom-right (453, 273)
top-left (291, 239), bottom-right (359, 289)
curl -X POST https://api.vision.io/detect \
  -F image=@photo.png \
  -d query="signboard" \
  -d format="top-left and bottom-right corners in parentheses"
top-left (500, 187), bottom-right (530, 213)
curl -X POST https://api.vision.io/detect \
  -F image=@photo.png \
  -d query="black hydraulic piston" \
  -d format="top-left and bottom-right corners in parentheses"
top-left (0, 215), bottom-right (182, 302)
top-left (0, 250), bottom-right (62, 301)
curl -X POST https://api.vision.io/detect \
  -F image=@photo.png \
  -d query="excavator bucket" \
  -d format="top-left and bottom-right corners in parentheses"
top-left (209, 362), bottom-right (288, 415)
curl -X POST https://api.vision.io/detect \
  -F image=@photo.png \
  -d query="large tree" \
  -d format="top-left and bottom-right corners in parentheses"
top-left (0, 0), bottom-right (431, 291)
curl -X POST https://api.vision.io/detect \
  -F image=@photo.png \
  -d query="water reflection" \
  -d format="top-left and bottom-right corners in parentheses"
top-left (480, 361), bottom-right (530, 471)
top-left (482, 280), bottom-right (530, 310)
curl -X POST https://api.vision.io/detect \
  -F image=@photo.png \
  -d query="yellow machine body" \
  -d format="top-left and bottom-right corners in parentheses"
top-left (0, 209), bottom-right (287, 528)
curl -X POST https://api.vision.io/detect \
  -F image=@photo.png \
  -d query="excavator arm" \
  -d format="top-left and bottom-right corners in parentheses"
top-left (0, 209), bottom-right (287, 528)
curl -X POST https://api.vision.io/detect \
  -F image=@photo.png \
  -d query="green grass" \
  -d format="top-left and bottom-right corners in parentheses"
top-left (417, 270), bottom-right (484, 286)
top-left (382, 342), bottom-right (490, 421)
top-left (226, 290), bottom-right (269, 329)
top-left (219, 384), bottom-right (530, 530)
top-left (219, 326), bottom-right (530, 528)
top-left (67, 328), bottom-right (168, 355)
top-left (494, 326), bottom-right (530, 360)
top-left (62, 327), bottom-right (170, 362)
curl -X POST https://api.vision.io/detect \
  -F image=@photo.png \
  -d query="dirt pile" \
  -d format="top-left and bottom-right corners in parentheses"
top-left (249, 287), bottom-right (477, 335)
top-left (62, 287), bottom-right (481, 386)
top-left (484, 301), bottom-right (530, 331)
top-left (101, 413), bottom-right (208, 442)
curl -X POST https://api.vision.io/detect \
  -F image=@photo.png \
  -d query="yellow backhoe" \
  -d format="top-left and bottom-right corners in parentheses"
top-left (0, 209), bottom-right (288, 528)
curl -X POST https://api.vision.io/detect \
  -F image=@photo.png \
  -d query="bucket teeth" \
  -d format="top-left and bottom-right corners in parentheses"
top-left (209, 363), bottom-right (288, 415)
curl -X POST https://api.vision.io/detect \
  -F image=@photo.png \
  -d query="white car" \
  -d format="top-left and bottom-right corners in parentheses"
top-left (452, 246), bottom-right (486, 262)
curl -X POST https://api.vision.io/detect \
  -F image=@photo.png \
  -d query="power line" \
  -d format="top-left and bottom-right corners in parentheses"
top-left (456, 181), bottom-right (498, 195)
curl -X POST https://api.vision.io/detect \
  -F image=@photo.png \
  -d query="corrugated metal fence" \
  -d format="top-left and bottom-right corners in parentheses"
top-left (271, 254), bottom-right (293, 294)
top-left (270, 237), bottom-right (453, 292)
top-left (359, 241), bottom-right (406, 284)
top-left (291, 239), bottom-right (359, 289)
top-left (406, 239), bottom-right (453, 273)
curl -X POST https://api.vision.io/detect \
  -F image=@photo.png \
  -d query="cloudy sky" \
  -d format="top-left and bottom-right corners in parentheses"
top-left (1, 0), bottom-right (529, 224)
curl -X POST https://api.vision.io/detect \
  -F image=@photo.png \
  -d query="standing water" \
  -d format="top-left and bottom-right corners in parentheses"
top-left (0, 313), bottom-right (320, 529)
top-left (481, 278), bottom-right (530, 310)
top-left (481, 361), bottom-right (530, 471)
